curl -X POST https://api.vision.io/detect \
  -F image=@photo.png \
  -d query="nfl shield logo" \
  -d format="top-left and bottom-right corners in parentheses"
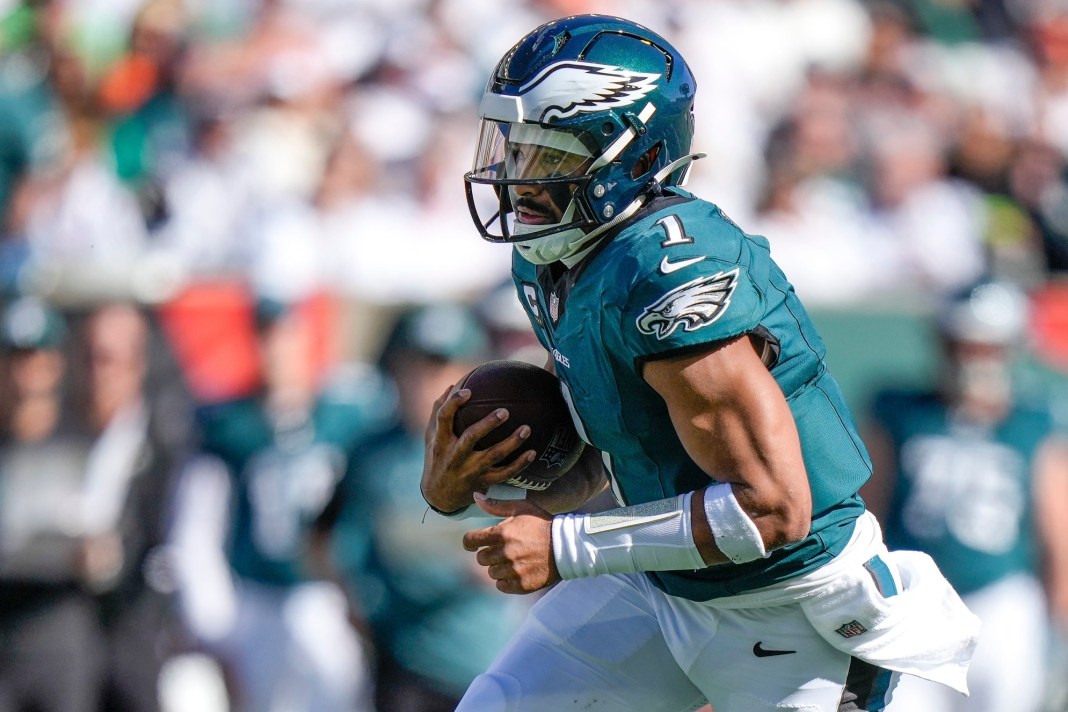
top-left (539, 425), bottom-right (579, 469)
top-left (549, 292), bottom-right (560, 324)
top-left (835, 620), bottom-right (868, 639)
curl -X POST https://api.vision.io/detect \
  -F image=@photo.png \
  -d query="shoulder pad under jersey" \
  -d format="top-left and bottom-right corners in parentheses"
top-left (617, 199), bottom-right (768, 360)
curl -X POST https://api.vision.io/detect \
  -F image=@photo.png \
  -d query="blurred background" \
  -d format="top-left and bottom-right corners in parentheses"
top-left (1, 0), bottom-right (1067, 711)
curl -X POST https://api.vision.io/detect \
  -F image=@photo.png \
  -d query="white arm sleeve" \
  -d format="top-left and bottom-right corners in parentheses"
top-left (552, 493), bottom-right (705, 579)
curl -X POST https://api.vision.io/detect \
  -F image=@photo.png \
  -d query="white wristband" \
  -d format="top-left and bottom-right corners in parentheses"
top-left (551, 493), bottom-right (706, 580)
top-left (702, 482), bottom-right (768, 563)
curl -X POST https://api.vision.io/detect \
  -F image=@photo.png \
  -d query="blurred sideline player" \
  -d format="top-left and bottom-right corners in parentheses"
top-left (78, 302), bottom-right (191, 712)
top-left (863, 280), bottom-right (1068, 712)
top-left (192, 298), bottom-right (387, 712)
top-left (420, 14), bottom-right (980, 712)
top-left (327, 303), bottom-right (530, 712)
top-left (0, 298), bottom-right (106, 712)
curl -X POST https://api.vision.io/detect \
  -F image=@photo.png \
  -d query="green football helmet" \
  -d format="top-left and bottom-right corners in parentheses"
top-left (465, 14), bottom-right (700, 265)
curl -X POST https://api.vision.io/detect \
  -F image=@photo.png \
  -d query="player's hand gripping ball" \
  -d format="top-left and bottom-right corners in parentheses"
top-left (452, 360), bottom-right (585, 491)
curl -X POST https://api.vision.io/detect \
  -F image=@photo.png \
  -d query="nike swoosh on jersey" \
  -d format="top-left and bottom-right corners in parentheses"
top-left (659, 255), bottom-right (706, 274)
top-left (752, 642), bottom-right (796, 657)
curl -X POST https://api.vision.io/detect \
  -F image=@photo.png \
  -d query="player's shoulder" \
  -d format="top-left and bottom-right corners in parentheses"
top-left (609, 192), bottom-right (768, 278)
top-left (626, 190), bottom-right (757, 242)
top-left (194, 396), bottom-right (259, 427)
top-left (194, 395), bottom-right (267, 455)
top-left (316, 362), bottom-right (399, 439)
top-left (1006, 394), bottom-right (1058, 433)
top-left (602, 193), bottom-right (773, 352)
top-left (318, 361), bottom-right (396, 412)
top-left (871, 387), bottom-right (940, 421)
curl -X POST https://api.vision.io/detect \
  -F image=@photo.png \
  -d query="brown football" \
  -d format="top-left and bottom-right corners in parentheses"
top-left (452, 360), bottom-right (585, 490)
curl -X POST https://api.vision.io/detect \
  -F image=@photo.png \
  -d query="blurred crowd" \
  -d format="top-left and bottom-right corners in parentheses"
top-left (2, 0), bottom-right (1068, 711)
top-left (1, 0), bottom-right (1068, 311)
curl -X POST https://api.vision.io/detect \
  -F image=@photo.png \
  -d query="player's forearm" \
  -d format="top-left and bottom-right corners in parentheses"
top-left (551, 481), bottom-right (781, 579)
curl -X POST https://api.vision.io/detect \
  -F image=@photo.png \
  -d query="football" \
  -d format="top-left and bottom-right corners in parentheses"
top-left (452, 360), bottom-right (585, 491)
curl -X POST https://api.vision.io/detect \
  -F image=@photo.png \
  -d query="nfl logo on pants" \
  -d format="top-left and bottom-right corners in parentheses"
top-left (835, 620), bottom-right (868, 639)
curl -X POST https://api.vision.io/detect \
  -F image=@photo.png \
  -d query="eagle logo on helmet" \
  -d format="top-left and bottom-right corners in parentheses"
top-left (636, 269), bottom-right (739, 340)
top-left (517, 61), bottom-right (660, 122)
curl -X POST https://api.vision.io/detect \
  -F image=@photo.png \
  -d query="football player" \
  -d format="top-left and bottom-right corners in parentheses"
top-left (864, 281), bottom-right (1068, 712)
top-left (194, 299), bottom-right (382, 712)
top-left (421, 14), bottom-right (980, 712)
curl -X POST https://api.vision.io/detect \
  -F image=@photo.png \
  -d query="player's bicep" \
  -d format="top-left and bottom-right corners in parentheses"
top-left (642, 335), bottom-right (811, 525)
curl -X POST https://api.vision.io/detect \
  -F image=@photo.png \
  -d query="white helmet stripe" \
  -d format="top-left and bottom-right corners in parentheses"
top-left (479, 62), bottom-right (660, 124)
top-left (588, 102), bottom-right (657, 172)
top-left (480, 93), bottom-right (524, 123)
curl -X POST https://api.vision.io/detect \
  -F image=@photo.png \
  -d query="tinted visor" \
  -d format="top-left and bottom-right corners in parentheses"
top-left (469, 119), bottom-right (594, 181)
top-left (465, 119), bottom-right (596, 242)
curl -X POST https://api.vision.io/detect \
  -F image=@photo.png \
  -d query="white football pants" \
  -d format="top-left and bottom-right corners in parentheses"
top-left (886, 573), bottom-right (1047, 712)
top-left (457, 570), bottom-right (897, 712)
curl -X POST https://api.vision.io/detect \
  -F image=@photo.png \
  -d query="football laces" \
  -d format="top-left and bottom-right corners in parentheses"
top-left (506, 475), bottom-right (551, 491)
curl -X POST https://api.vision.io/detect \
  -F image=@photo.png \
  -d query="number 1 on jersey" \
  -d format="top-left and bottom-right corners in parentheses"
top-left (656, 214), bottom-right (693, 247)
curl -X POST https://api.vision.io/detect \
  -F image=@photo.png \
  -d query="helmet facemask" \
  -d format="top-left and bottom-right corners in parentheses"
top-left (465, 119), bottom-right (605, 264)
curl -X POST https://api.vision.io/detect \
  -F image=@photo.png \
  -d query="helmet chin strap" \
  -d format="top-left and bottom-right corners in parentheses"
top-left (512, 201), bottom-right (586, 265)
top-left (559, 196), bottom-right (644, 267)
top-left (510, 200), bottom-right (580, 240)
top-left (515, 193), bottom-right (650, 266)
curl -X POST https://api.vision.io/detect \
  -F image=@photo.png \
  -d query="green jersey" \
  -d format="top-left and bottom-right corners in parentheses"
top-left (512, 191), bottom-right (870, 600)
top-left (872, 389), bottom-right (1055, 596)
top-left (197, 367), bottom-right (394, 586)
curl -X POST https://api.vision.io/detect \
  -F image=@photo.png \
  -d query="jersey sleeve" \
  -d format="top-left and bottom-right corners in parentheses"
top-left (620, 252), bottom-right (767, 361)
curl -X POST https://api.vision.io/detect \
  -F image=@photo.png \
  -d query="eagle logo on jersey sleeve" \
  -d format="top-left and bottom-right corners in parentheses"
top-left (517, 61), bottom-right (660, 122)
top-left (636, 269), bottom-right (739, 340)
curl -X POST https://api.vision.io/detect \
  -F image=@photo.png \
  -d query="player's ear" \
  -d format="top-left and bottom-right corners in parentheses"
top-left (630, 144), bottom-right (661, 179)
